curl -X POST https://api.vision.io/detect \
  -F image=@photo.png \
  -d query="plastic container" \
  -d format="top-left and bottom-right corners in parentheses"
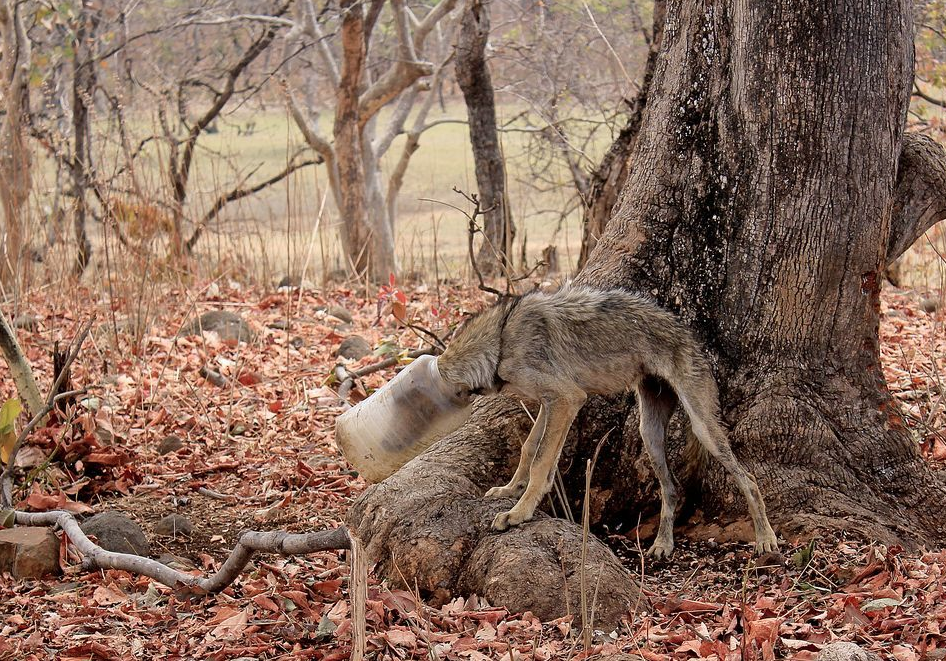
top-left (335, 354), bottom-right (472, 482)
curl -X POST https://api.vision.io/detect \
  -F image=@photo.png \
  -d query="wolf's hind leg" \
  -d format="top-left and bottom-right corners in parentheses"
top-left (486, 404), bottom-right (547, 500)
top-left (676, 382), bottom-right (779, 554)
top-left (636, 378), bottom-right (680, 559)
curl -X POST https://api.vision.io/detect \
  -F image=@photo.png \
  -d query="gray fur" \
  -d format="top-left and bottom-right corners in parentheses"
top-left (438, 285), bottom-right (778, 557)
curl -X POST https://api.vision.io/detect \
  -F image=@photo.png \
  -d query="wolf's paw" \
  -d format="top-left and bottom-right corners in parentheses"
top-left (646, 540), bottom-right (674, 559)
top-left (755, 528), bottom-right (779, 555)
top-left (491, 507), bottom-right (532, 531)
top-left (485, 482), bottom-right (526, 499)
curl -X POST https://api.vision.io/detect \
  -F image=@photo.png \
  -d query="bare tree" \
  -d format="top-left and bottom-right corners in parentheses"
top-left (284, 0), bottom-right (460, 281)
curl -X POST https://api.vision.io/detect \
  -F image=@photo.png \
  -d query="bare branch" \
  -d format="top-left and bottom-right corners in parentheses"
top-left (185, 154), bottom-right (322, 252)
top-left (299, 0), bottom-right (340, 88)
top-left (889, 132), bottom-right (946, 263)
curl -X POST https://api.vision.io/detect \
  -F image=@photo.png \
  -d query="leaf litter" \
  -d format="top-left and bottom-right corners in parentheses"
top-left (0, 280), bottom-right (943, 660)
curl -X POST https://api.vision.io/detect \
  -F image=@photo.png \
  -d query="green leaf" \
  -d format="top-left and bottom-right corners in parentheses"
top-left (792, 538), bottom-right (816, 569)
top-left (0, 399), bottom-right (22, 435)
top-left (0, 509), bottom-right (15, 529)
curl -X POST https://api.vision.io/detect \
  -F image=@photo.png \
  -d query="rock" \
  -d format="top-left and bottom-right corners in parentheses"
top-left (153, 514), bottom-right (193, 537)
top-left (181, 310), bottom-right (255, 343)
top-left (276, 274), bottom-right (314, 290)
top-left (337, 335), bottom-right (371, 360)
top-left (12, 314), bottom-right (39, 332)
top-left (325, 305), bottom-right (353, 324)
top-left (920, 297), bottom-right (941, 314)
top-left (817, 642), bottom-right (882, 661)
top-left (80, 511), bottom-right (151, 557)
top-left (157, 435), bottom-right (184, 455)
top-left (0, 527), bottom-right (61, 578)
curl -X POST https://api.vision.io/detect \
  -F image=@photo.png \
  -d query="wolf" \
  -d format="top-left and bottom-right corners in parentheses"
top-left (437, 285), bottom-right (778, 558)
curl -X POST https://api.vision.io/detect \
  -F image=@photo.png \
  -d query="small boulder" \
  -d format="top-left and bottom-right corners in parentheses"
top-left (817, 642), bottom-right (881, 661)
top-left (154, 514), bottom-right (193, 537)
top-left (325, 305), bottom-right (353, 324)
top-left (80, 511), bottom-right (151, 557)
top-left (920, 297), bottom-right (941, 314)
top-left (181, 310), bottom-right (255, 343)
top-left (12, 314), bottom-right (39, 332)
top-left (337, 335), bottom-right (371, 360)
top-left (0, 527), bottom-right (61, 578)
top-left (157, 435), bottom-right (184, 455)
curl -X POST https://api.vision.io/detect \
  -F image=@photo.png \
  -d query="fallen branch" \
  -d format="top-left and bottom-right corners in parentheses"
top-left (12, 509), bottom-right (351, 594)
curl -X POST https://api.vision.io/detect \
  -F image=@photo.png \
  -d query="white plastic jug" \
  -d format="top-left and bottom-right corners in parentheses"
top-left (334, 354), bottom-right (472, 482)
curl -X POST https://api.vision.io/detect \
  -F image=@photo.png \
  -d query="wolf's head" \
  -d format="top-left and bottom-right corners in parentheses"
top-left (437, 298), bottom-right (517, 398)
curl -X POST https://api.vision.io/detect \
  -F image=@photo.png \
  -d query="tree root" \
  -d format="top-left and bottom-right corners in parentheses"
top-left (346, 397), bottom-right (640, 628)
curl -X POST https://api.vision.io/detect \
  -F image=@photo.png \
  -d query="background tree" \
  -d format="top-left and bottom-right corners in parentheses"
top-left (348, 0), bottom-right (946, 620)
top-left (456, 0), bottom-right (513, 274)
top-left (284, 0), bottom-right (460, 281)
top-left (0, 0), bottom-right (33, 292)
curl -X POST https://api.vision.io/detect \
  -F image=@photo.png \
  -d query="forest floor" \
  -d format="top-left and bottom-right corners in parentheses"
top-left (0, 279), bottom-right (944, 661)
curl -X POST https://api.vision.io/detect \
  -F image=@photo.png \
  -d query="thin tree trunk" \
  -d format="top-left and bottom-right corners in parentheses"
top-left (456, 0), bottom-right (513, 275)
top-left (71, 2), bottom-right (96, 278)
top-left (0, 1), bottom-right (33, 290)
top-left (349, 0), bottom-right (946, 621)
top-left (334, 0), bottom-right (375, 279)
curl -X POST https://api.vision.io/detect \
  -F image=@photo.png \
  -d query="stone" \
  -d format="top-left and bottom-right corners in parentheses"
top-left (12, 314), bottom-right (39, 332)
top-left (920, 297), bottom-right (941, 314)
top-left (337, 335), bottom-right (371, 360)
top-left (817, 642), bottom-right (881, 661)
top-left (80, 511), bottom-right (151, 557)
top-left (181, 310), bottom-right (255, 343)
top-left (157, 435), bottom-right (184, 455)
top-left (0, 527), bottom-right (61, 578)
top-left (153, 513), bottom-right (193, 537)
top-left (325, 305), bottom-right (353, 324)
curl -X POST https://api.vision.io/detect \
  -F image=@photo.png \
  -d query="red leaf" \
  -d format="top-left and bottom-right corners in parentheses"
top-left (238, 371), bottom-right (262, 386)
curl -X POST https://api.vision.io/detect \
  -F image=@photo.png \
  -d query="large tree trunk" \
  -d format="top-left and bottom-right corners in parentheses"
top-left (456, 0), bottom-right (514, 275)
top-left (349, 0), bottom-right (946, 626)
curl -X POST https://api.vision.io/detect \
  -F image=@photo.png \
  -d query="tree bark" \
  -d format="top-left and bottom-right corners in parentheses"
top-left (456, 0), bottom-right (514, 275)
top-left (349, 0), bottom-right (946, 626)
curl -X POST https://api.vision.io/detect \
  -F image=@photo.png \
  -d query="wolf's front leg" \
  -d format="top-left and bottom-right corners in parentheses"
top-left (492, 391), bottom-right (584, 531)
top-left (486, 405), bottom-right (547, 500)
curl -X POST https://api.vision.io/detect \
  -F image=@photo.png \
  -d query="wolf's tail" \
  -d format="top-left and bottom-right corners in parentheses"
top-left (680, 423), bottom-right (710, 487)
